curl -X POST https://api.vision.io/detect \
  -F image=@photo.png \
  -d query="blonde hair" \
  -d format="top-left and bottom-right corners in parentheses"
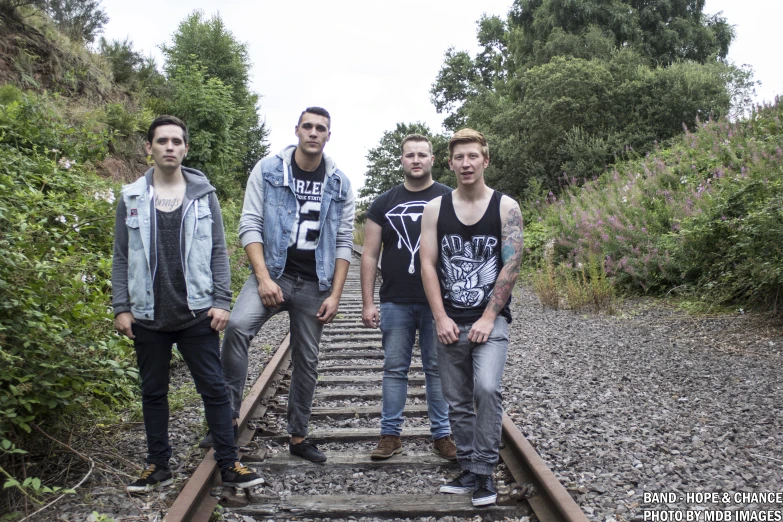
top-left (448, 128), bottom-right (489, 160)
top-left (400, 134), bottom-right (433, 154)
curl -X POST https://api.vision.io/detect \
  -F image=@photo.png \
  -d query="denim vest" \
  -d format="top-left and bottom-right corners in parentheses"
top-left (259, 156), bottom-right (350, 290)
top-left (121, 177), bottom-right (215, 320)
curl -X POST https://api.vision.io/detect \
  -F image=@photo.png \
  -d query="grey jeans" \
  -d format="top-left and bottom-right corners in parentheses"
top-left (222, 272), bottom-right (329, 437)
top-left (436, 316), bottom-right (509, 475)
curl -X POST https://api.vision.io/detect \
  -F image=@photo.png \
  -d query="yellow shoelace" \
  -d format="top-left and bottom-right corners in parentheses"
top-left (139, 466), bottom-right (155, 479)
top-left (232, 464), bottom-right (251, 475)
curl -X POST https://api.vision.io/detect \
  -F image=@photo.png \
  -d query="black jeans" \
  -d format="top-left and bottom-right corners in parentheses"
top-left (133, 318), bottom-right (237, 470)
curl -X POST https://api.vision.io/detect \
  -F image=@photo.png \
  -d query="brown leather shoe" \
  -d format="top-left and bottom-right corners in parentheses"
top-left (370, 435), bottom-right (403, 460)
top-left (432, 435), bottom-right (457, 460)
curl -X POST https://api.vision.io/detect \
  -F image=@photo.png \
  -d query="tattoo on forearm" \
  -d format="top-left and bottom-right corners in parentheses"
top-left (156, 197), bottom-right (182, 211)
top-left (489, 206), bottom-right (524, 314)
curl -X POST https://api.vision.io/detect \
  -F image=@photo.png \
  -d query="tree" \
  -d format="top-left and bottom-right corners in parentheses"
top-left (430, 0), bottom-right (751, 198)
top-left (358, 123), bottom-right (452, 213)
top-left (155, 63), bottom-right (242, 197)
top-left (508, 0), bottom-right (733, 68)
top-left (160, 10), bottom-right (268, 177)
top-left (98, 37), bottom-right (162, 93)
top-left (32, 0), bottom-right (109, 43)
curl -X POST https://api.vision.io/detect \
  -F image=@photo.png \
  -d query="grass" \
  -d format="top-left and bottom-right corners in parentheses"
top-left (528, 99), bottom-right (783, 313)
top-left (353, 220), bottom-right (365, 247)
top-left (531, 254), bottom-right (615, 313)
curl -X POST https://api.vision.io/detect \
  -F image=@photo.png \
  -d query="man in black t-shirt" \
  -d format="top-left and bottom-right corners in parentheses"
top-left (361, 134), bottom-right (456, 461)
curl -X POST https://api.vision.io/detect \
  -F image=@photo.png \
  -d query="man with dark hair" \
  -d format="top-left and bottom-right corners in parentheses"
top-left (361, 134), bottom-right (455, 460)
top-left (420, 128), bottom-right (524, 507)
top-left (146, 115), bottom-right (188, 145)
top-left (113, 115), bottom-right (263, 492)
top-left (215, 107), bottom-right (355, 463)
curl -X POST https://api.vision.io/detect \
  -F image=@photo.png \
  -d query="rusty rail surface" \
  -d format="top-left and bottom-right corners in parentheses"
top-left (164, 247), bottom-right (588, 522)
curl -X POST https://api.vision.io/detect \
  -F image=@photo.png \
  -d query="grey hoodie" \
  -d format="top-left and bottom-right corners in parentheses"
top-left (111, 167), bottom-right (232, 317)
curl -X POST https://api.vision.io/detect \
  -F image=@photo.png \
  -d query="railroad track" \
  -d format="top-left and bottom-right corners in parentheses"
top-left (165, 250), bottom-right (588, 522)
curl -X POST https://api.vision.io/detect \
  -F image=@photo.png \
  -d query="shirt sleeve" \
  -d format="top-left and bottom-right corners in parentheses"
top-left (365, 192), bottom-right (386, 225)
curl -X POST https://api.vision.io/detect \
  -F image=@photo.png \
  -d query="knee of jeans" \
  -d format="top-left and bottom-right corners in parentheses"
top-left (194, 378), bottom-right (229, 400)
top-left (474, 380), bottom-right (502, 399)
top-left (223, 318), bottom-right (251, 342)
top-left (383, 355), bottom-right (411, 376)
top-left (141, 388), bottom-right (167, 404)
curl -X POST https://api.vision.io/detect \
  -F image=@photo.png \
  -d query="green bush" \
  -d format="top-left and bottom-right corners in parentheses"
top-left (533, 100), bottom-right (783, 311)
top-left (0, 86), bottom-right (137, 437)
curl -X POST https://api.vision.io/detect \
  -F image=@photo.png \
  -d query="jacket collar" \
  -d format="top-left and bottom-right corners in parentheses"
top-left (123, 167), bottom-right (216, 200)
top-left (277, 145), bottom-right (340, 188)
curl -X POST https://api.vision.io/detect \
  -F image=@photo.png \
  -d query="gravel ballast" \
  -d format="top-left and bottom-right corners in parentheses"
top-left (23, 286), bottom-right (783, 521)
top-left (505, 287), bottom-right (782, 521)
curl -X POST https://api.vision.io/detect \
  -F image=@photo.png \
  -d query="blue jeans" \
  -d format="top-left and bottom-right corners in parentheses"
top-left (436, 316), bottom-right (509, 475)
top-left (380, 302), bottom-right (450, 440)
top-left (132, 318), bottom-right (237, 470)
top-left (221, 272), bottom-right (329, 437)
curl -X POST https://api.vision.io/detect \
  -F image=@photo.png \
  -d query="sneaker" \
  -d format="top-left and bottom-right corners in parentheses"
top-left (370, 435), bottom-right (402, 460)
top-left (439, 470), bottom-right (476, 494)
top-left (289, 439), bottom-right (327, 463)
top-left (472, 474), bottom-right (497, 506)
top-left (432, 435), bottom-right (457, 460)
top-left (126, 464), bottom-right (173, 493)
top-left (221, 462), bottom-right (264, 488)
top-left (199, 424), bottom-right (239, 448)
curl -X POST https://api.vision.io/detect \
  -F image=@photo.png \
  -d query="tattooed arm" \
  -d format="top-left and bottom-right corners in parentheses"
top-left (467, 196), bottom-right (524, 343)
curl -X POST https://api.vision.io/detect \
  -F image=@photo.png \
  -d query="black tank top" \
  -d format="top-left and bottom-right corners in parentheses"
top-left (436, 190), bottom-right (512, 324)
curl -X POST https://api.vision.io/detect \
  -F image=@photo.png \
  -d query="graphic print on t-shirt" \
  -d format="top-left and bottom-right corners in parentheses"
top-left (385, 201), bottom-right (428, 274)
top-left (439, 234), bottom-right (499, 309)
top-left (289, 177), bottom-right (322, 250)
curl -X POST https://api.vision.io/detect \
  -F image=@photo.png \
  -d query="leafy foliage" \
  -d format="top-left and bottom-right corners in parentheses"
top-left (153, 63), bottom-right (244, 197)
top-left (159, 10), bottom-right (269, 185)
top-left (508, 0), bottom-right (733, 68)
top-left (430, 0), bottom-right (754, 198)
top-left (0, 86), bottom-right (137, 437)
top-left (534, 100), bottom-right (783, 312)
top-left (29, 0), bottom-right (109, 44)
top-left (98, 37), bottom-right (162, 93)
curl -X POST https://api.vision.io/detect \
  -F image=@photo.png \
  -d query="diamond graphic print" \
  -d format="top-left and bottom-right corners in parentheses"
top-left (385, 201), bottom-right (427, 274)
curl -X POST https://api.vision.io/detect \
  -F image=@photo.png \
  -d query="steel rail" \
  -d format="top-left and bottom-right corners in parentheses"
top-left (164, 247), bottom-right (587, 522)
top-left (165, 335), bottom-right (293, 522)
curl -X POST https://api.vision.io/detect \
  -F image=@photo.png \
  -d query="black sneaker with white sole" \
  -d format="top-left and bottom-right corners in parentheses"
top-left (439, 470), bottom-right (477, 494)
top-left (221, 462), bottom-right (264, 488)
top-left (289, 439), bottom-right (327, 463)
top-left (472, 474), bottom-right (498, 506)
top-left (126, 464), bottom-right (173, 493)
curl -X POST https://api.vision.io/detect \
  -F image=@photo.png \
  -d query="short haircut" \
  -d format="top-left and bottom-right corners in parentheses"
top-left (448, 128), bottom-right (489, 160)
top-left (147, 115), bottom-right (188, 145)
top-left (298, 107), bottom-right (331, 129)
top-left (400, 134), bottom-right (433, 154)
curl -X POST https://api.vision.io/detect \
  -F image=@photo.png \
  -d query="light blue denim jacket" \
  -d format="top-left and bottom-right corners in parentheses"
top-left (239, 146), bottom-right (355, 291)
top-left (111, 168), bottom-right (232, 320)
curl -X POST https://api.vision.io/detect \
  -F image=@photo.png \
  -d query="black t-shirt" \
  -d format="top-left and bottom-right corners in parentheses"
top-left (436, 190), bottom-right (512, 324)
top-left (284, 153), bottom-right (325, 281)
top-left (366, 182), bottom-right (452, 303)
top-left (137, 206), bottom-right (207, 331)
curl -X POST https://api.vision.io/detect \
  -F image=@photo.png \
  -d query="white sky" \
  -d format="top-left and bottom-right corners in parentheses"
top-left (100, 0), bottom-right (781, 194)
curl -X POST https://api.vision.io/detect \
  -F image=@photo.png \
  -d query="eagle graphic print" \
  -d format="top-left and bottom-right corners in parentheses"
top-left (439, 234), bottom-right (500, 309)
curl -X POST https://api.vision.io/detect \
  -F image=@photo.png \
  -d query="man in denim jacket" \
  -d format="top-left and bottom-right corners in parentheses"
top-left (217, 107), bottom-right (355, 463)
top-left (112, 115), bottom-right (263, 492)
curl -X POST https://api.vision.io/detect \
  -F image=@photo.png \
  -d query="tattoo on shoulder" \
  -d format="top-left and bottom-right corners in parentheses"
top-left (501, 206), bottom-right (524, 265)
